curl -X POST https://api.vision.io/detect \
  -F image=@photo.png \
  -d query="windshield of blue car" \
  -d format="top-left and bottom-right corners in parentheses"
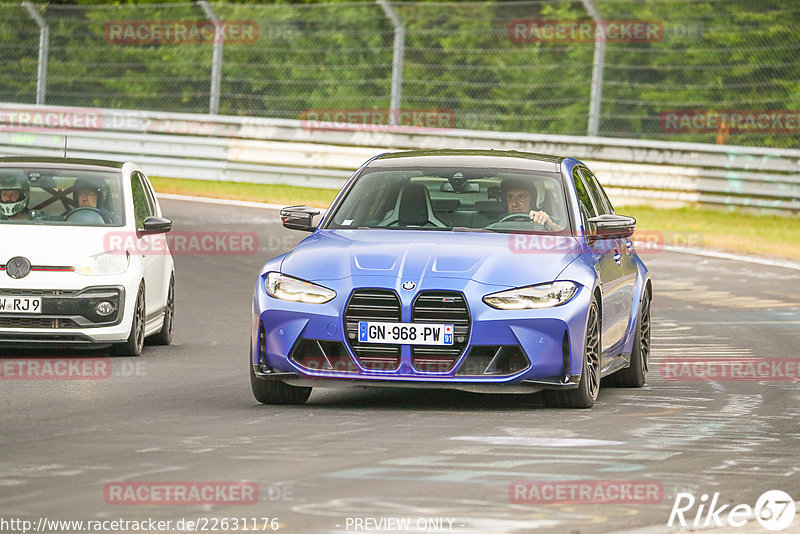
top-left (0, 167), bottom-right (124, 226)
top-left (325, 167), bottom-right (571, 233)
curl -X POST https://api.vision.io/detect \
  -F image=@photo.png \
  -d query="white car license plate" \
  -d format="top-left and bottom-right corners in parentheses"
top-left (0, 296), bottom-right (42, 314)
top-left (358, 321), bottom-right (453, 345)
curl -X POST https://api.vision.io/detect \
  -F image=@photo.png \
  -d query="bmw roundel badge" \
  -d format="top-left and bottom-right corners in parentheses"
top-left (402, 281), bottom-right (416, 291)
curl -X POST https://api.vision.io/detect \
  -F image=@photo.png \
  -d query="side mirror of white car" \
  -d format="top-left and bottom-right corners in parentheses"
top-left (138, 215), bottom-right (173, 237)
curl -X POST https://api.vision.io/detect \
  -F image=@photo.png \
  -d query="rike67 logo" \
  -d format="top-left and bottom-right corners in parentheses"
top-left (669, 490), bottom-right (796, 531)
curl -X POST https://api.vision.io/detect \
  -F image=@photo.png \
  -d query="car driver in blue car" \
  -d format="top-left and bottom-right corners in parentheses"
top-left (501, 177), bottom-right (564, 231)
top-left (0, 171), bottom-right (32, 221)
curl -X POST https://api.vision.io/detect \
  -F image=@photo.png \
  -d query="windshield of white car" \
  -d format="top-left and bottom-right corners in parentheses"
top-left (326, 167), bottom-right (571, 234)
top-left (0, 168), bottom-right (124, 226)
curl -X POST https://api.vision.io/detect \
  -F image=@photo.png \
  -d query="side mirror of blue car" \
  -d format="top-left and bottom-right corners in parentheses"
top-left (589, 213), bottom-right (636, 239)
top-left (280, 205), bottom-right (320, 232)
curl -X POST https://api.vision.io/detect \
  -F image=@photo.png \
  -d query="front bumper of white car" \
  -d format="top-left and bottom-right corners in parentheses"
top-left (0, 271), bottom-right (141, 347)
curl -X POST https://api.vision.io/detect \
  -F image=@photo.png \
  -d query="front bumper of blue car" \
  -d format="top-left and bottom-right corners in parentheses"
top-left (251, 275), bottom-right (594, 393)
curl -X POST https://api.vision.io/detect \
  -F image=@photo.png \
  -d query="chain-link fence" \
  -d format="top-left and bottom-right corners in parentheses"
top-left (1, 0), bottom-right (798, 148)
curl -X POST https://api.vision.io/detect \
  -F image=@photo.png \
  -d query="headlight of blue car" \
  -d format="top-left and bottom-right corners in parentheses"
top-left (265, 272), bottom-right (336, 304)
top-left (483, 281), bottom-right (578, 310)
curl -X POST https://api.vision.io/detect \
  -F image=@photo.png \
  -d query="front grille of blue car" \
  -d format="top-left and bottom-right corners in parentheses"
top-left (342, 288), bottom-right (472, 374)
top-left (344, 289), bottom-right (403, 371)
top-left (411, 291), bottom-right (470, 373)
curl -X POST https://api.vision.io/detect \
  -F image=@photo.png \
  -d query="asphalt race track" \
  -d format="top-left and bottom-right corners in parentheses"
top-left (1, 197), bottom-right (798, 534)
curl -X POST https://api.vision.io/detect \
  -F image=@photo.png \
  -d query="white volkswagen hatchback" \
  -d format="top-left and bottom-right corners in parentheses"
top-left (0, 157), bottom-right (174, 356)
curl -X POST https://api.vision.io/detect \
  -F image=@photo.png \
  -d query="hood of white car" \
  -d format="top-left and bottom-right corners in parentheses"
top-left (0, 225), bottom-right (125, 266)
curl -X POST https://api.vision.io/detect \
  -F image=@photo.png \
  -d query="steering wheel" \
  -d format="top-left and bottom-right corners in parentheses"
top-left (488, 212), bottom-right (548, 231)
top-left (497, 212), bottom-right (533, 223)
top-left (65, 207), bottom-right (106, 224)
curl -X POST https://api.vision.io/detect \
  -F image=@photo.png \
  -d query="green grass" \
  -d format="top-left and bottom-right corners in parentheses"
top-left (151, 177), bottom-right (800, 261)
top-left (619, 204), bottom-right (800, 260)
top-left (150, 177), bottom-right (338, 208)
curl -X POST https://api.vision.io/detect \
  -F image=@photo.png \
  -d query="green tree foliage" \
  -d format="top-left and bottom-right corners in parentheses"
top-left (0, 0), bottom-right (797, 147)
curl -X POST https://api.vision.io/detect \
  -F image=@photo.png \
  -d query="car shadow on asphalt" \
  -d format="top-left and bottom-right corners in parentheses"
top-left (296, 386), bottom-right (609, 411)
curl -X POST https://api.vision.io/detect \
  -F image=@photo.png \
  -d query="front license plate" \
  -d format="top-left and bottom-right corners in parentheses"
top-left (358, 321), bottom-right (453, 345)
top-left (0, 296), bottom-right (42, 314)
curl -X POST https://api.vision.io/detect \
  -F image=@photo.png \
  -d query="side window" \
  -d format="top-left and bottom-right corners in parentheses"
top-left (580, 168), bottom-right (614, 215)
top-left (137, 172), bottom-right (159, 217)
top-left (571, 168), bottom-right (598, 234)
top-left (130, 173), bottom-right (153, 228)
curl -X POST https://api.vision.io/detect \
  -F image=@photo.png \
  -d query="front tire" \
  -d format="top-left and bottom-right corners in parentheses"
top-left (250, 367), bottom-right (312, 405)
top-left (250, 325), bottom-right (311, 405)
top-left (111, 284), bottom-right (145, 357)
top-left (541, 299), bottom-right (601, 408)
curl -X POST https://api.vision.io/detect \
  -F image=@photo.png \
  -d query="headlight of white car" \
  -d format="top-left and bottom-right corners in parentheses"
top-left (75, 251), bottom-right (130, 276)
top-left (265, 272), bottom-right (336, 304)
top-left (483, 281), bottom-right (578, 310)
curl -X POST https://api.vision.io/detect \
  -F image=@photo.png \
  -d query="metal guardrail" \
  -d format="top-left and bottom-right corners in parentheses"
top-left (0, 103), bottom-right (798, 211)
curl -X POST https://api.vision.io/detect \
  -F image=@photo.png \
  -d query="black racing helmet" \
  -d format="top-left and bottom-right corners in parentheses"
top-left (73, 176), bottom-right (110, 208)
top-left (0, 170), bottom-right (31, 217)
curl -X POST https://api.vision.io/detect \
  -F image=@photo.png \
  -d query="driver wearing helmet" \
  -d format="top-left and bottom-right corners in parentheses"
top-left (0, 171), bottom-right (32, 221)
top-left (500, 177), bottom-right (563, 231)
top-left (70, 177), bottom-right (119, 224)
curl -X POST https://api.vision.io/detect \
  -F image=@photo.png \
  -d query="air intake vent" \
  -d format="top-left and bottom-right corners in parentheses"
top-left (0, 289), bottom-right (78, 296)
top-left (456, 345), bottom-right (530, 376)
top-left (289, 339), bottom-right (358, 373)
top-left (0, 317), bottom-right (79, 329)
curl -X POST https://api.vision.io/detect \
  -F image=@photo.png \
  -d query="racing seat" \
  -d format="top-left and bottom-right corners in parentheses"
top-left (538, 182), bottom-right (567, 229)
top-left (381, 183), bottom-right (447, 228)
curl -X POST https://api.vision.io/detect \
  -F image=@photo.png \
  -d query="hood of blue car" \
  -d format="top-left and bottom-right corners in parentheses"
top-left (279, 229), bottom-right (581, 288)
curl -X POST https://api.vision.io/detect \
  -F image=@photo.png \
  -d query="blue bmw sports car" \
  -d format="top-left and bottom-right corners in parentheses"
top-left (251, 150), bottom-right (651, 408)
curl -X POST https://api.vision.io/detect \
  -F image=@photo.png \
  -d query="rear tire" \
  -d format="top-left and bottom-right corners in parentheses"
top-left (606, 289), bottom-right (650, 387)
top-left (250, 325), bottom-right (311, 405)
top-left (541, 299), bottom-right (601, 409)
top-left (111, 284), bottom-right (145, 357)
top-left (149, 275), bottom-right (174, 346)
